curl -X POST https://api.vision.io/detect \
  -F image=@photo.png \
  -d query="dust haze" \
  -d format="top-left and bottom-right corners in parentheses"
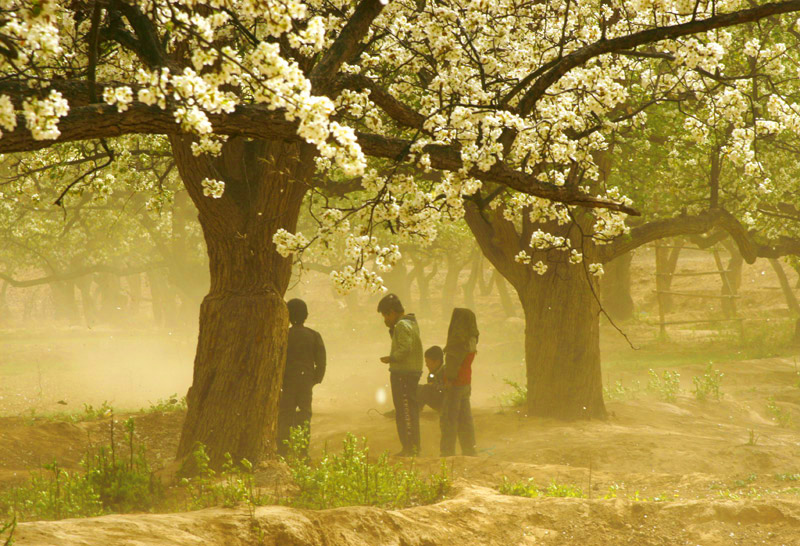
top-left (3, 245), bottom-right (800, 544)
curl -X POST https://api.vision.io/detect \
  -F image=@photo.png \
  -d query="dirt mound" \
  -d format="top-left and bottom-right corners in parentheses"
top-left (14, 483), bottom-right (800, 545)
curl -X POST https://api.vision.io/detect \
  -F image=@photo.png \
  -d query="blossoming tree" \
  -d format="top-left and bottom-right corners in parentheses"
top-left (2, 0), bottom-right (800, 464)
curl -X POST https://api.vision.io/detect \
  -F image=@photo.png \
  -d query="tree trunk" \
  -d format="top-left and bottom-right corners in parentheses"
top-left (463, 249), bottom-right (481, 310)
top-left (74, 277), bottom-right (96, 327)
top-left (441, 253), bottom-right (465, 319)
top-left (463, 203), bottom-right (606, 421)
top-left (383, 257), bottom-right (412, 303)
top-left (600, 251), bottom-right (634, 321)
top-left (769, 258), bottom-right (800, 344)
top-left (171, 136), bottom-right (313, 468)
top-left (494, 270), bottom-right (516, 318)
top-left (655, 241), bottom-right (683, 313)
top-left (0, 280), bottom-right (8, 325)
top-left (51, 280), bottom-right (79, 324)
top-left (518, 264), bottom-right (606, 420)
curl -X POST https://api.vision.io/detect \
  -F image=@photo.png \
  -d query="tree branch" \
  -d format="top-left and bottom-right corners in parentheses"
top-left (0, 262), bottom-right (165, 288)
top-left (310, 0), bottom-right (387, 91)
top-left (0, 101), bottom-right (639, 215)
top-left (517, 0), bottom-right (800, 117)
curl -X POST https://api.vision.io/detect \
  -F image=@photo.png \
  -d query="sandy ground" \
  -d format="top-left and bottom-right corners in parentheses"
top-left (2, 249), bottom-right (800, 544)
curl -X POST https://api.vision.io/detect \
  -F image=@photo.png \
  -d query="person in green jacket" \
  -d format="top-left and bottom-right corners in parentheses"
top-left (378, 293), bottom-right (423, 456)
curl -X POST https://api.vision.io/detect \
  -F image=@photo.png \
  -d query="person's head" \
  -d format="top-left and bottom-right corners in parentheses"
top-left (424, 345), bottom-right (443, 371)
top-left (377, 293), bottom-right (404, 328)
top-left (287, 298), bottom-right (308, 326)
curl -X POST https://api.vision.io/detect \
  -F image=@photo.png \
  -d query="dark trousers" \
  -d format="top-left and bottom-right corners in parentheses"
top-left (390, 372), bottom-right (421, 454)
top-left (440, 385), bottom-right (476, 456)
top-left (277, 380), bottom-right (313, 456)
top-left (418, 383), bottom-right (443, 412)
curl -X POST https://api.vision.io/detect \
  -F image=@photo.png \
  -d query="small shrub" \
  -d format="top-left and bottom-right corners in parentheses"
top-left (283, 429), bottom-right (450, 510)
top-left (180, 444), bottom-right (266, 510)
top-left (144, 394), bottom-right (187, 414)
top-left (746, 428), bottom-right (759, 446)
top-left (0, 418), bottom-right (162, 521)
top-left (498, 477), bottom-right (584, 498)
top-left (497, 378), bottom-right (527, 408)
top-left (766, 397), bottom-right (794, 428)
top-left (603, 379), bottom-right (640, 401)
top-left (647, 369), bottom-right (681, 402)
top-left (81, 401), bottom-right (114, 421)
top-left (693, 365), bottom-right (723, 401)
top-left (775, 473), bottom-right (800, 482)
top-left (1, 517), bottom-right (15, 546)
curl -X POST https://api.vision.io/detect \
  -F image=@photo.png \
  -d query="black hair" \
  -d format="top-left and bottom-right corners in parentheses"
top-left (377, 293), bottom-right (404, 315)
top-left (424, 345), bottom-right (443, 362)
top-left (287, 298), bottom-right (308, 325)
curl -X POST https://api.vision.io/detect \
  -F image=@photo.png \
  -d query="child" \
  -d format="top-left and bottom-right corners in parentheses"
top-left (440, 308), bottom-right (478, 457)
top-left (277, 298), bottom-right (326, 457)
top-left (419, 345), bottom-right (445, 412)
top-left (377, 293), bottom-right (423, 456)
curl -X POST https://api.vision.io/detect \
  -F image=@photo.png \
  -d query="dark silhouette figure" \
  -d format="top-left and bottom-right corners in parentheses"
top-left (277, 298), bottom-right (326, 457)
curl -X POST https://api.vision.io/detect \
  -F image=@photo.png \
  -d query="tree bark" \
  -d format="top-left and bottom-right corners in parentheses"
top-left (464, 203), bottom-right (607, 420)
top-left (441, 253), bottom-right (466, 320)
top-left (600, 251), bottom-right (634, 321)
top-left (171, 136), bottom-right (313, 468)
top-left (655, 240), bottom-right (683, 313)
top-left (519, 262), bottom-right (606, 419)
top-left (463, 249), bottom-right (481, 310)
top-left (494, 270), bottom-right (516, 318)
top-left (769, 258), bottom-right (800, 344)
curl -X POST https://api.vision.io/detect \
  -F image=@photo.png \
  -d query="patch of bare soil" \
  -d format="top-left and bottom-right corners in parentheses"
top-left (4, 355), bottom-right (800, 545)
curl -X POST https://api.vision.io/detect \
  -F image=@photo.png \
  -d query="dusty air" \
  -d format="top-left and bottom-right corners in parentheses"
top-left (2, 0), bottom-right (800, 545)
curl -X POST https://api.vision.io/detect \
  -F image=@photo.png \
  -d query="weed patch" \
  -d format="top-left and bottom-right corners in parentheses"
top-left (647, 369), bottom-right (681, 402)
top-left (497, 378), bottom-right (527, 408)
top-left (693, 365), bottom-right (723, 401)
top-left (766, 397), bottom-right (794, 428)
top-left (498, 477), bottom-right (584, 498)
top-left (283, 428), bottom-right (450, 509)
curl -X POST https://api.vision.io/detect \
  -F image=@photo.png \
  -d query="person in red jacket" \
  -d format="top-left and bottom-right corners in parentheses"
top-left (440, 308), bottom-right (478, 457)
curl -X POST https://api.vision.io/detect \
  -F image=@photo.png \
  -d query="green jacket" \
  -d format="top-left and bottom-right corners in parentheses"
top-left (388, 314), bottom-right (423, 375)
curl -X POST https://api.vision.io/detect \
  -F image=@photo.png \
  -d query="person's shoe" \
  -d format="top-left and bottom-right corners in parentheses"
top-left (462, 449), bottom-right (478, 457)
top-left (383, 409), bottom-right (396, 418)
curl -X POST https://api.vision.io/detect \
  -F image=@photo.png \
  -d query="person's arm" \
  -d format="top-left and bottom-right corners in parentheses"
top-left (314, 331), bottom-right (326, 384)
top-left (389, 320), bottom-right (412, 364)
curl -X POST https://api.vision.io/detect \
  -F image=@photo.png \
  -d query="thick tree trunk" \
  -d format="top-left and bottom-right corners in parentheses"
top-left (171, 136), bottom-right (313, 468)
top-left (464, 203), bottom-right (606, 421)
top-left (600, 251), bottom-right (634, 321)
top-left (519, 264), bottom-right (606, 420)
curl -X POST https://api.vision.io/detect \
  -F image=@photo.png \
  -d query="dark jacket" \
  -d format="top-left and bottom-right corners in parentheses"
top-left (443, 308), bottom-right (479, 383)
top-left (285, 325), bottom-right (326, 386)
top-left (388, 314), bottom-right (424, 374)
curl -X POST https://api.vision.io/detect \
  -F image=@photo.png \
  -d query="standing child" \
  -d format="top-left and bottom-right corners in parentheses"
top-left (440, 308), bottom-right (478, 457)
top-left (377, 293), bottom-right (423, 457)
top-left (277, 298), bottom-right (326, 457)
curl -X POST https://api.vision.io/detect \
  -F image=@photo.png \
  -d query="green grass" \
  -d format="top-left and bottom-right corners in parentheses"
top-left (282, 427), bottom-right (451, 509)
top-left (498, 477), bottom-right (584, 498)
